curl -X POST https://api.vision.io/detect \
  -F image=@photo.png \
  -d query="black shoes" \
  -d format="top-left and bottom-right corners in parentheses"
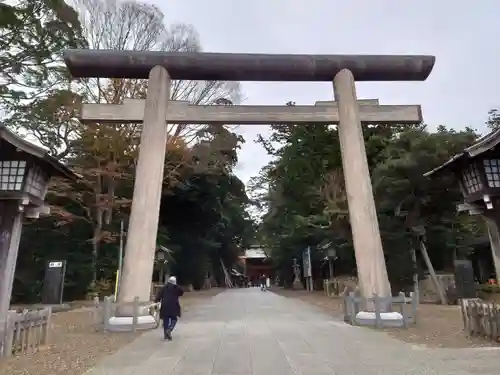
top-left (164, 330), bottom-right (172, 340)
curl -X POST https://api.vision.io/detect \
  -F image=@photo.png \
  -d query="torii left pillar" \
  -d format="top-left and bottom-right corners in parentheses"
top-left (115, 66), bottom-right (170, 328)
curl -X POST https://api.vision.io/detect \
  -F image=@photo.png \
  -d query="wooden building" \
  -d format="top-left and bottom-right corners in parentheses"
top-left (425, 128), bottom-right (500, 283)
top-left (241, 245), bottom-right (273, 285)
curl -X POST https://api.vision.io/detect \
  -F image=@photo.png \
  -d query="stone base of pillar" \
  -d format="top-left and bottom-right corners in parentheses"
top-left (292, 277), bottom-right (303, 290)
top-left (106, 315), bottom-right (158, 332)
top-left (355, 311), bottom-right (404, 327)
top-left (110, 299), bottom-right (159, 332)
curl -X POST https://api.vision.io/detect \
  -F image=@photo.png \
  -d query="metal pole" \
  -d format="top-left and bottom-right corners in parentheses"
top-left (59, 261), bottom-right (66, 304)
top-left (116, 219), bottom-right (124, 297)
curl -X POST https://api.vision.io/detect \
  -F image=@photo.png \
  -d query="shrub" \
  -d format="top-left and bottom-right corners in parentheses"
top-left (476, 284), bottom-right (500, 294)
top-left (87, 278), bottom-right (115, 298)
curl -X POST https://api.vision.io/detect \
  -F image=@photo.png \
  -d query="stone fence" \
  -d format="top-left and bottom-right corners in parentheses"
top-left (91, 296), bottom-right (160, 332)
top-left (343, 292), bottom-right (417, 329)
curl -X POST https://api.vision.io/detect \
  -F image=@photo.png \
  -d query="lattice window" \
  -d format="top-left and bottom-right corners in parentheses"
top-left (24, 165), bottom-right (47, 198)
top-left (0, 160), bottom-right (26, 191)
top-left (462, 163), bottom-right (482, 194)
top-left (483, 159), bottom-right (500, 188)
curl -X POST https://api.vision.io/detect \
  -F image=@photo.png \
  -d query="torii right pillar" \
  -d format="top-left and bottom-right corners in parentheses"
top-left (333, 69), bottom-right (392, 299)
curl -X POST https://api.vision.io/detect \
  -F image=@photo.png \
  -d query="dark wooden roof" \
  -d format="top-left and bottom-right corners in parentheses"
top-left (0, 126), bottom-right (78, 180)
top-left (424, 127), bottom-right (500, 178)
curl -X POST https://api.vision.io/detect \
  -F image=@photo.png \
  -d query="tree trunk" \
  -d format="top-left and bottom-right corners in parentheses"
top-left (420, 240), bottom-right (447, 304)
top-left (91, 207), bottom-right (103, 286)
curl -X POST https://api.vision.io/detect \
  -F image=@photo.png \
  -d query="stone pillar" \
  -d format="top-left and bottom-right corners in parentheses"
top-left (118, 66), bottom-right (170, 307)
top-left (332, 69), bottom-right (392, 299)
top-left (483, 214), bottom-right (500, 284)
top-left (0, 201), bottom-right (23, 338)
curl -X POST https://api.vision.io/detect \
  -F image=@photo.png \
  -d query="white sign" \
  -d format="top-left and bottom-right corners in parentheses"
top-left (49, 261), bottom-right (63, 268)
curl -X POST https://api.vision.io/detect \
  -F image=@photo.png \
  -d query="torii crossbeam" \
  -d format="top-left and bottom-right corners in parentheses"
top-left (81, 99), bottom-right (422, 125)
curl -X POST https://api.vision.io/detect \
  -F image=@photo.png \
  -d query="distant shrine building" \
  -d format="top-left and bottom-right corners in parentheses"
top-left (240, 245), bottom-right (273, 284)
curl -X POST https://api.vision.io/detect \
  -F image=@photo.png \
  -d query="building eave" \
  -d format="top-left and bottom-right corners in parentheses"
top-left (424, 128), bottom-right (500, 178)
top-left (0, 126), bottom-right (79, 181)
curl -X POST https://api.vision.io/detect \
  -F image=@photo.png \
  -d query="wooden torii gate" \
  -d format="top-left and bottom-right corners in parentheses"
top-left (64, 50), bottom-right (434, 325)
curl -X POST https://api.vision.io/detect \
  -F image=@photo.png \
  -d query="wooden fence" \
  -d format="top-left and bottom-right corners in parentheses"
top-left (323, 279), bottom-right (341, 297)
top-left (343, 292), bottom-right (417, 328)
top-left (92, 296), bottom-right (160, 332)
top-left (1, 307), bottom-right (52, 358)
top-left (460, 298), bottom-right (500, 342)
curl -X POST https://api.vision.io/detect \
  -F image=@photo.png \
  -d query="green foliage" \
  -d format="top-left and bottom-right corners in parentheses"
top-left (6, 0), bottom-right (253, 302)
top-left (160, 159), bottom-right (255, 288)
top-left (0, 0), bottom-right (86, 108)
top-left (373, 125), bottom-right (481, 278)
top-left (251, 123), bottom-right (346, 285)
top-left (14, 215), bottom-right (94, 303)
top-left (487, 109), bottom-right (500, 130)
top-left (87, 278), bottom-right (114, 297)
top-left (253, 116), bottom-right (485, 291)
top-left (477, 284), bottom-right (500, 294)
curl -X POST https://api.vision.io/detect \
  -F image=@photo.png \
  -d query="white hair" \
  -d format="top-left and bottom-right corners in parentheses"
top-left (168, 276), bottom-right (177, 285)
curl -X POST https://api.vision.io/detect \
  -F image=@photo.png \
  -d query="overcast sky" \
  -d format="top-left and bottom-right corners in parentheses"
top-left (152, 0), bottom-right (500, 184)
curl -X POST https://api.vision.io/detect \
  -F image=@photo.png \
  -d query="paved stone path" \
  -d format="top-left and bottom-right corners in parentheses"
top-left (85, 289), bottom-right (499, 375)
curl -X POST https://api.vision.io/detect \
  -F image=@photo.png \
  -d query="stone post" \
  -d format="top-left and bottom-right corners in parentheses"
top-left (483, 214), bottom-right (500, 284)
top-left (117, 66), bottom-right (170, 309)
top-left (291, 258), bottom-right (303, 290)
top-left (332, 69), bottom-right (392, 299)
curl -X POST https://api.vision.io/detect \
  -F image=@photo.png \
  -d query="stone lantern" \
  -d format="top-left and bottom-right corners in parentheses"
top-left (155, 245), bottom-right (171, 285)
top-left (0, 126), bottom-right (77, 330)
top-left (424, 128), bottom-right (500, 284)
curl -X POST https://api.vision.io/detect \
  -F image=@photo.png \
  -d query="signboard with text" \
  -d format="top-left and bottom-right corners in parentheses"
top-left (42, 260), bottom-right (66, 304)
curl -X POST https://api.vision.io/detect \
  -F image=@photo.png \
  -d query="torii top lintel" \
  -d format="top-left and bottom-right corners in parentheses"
top-left (63, 49), bottom-right (435, 82)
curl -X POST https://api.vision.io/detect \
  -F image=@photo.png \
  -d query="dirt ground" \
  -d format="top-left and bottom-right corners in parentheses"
top-left (0, 288), bottom-right (221, 375)
top-left (272, 288), bottom-right (500, 348)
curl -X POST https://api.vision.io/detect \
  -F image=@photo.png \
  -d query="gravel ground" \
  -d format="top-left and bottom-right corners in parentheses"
top-left (272, 288), bottom-right (500, 348)
top-left (0, 288), bottom-right (222, 375)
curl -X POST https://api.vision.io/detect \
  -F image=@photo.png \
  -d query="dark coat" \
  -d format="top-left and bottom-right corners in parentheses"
top-left (155, 283), bottom-right (184, 319)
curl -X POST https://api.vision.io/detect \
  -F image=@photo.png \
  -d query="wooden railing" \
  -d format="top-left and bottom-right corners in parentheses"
top-left (1, 307), bottom-right (52, 358)
top-left (460, 298), bottom-right (500, 342)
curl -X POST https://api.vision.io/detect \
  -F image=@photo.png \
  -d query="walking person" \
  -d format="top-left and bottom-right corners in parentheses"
top-left (260, 274), bottom-right (267, 291)
top-left (155, 276), bottom-right (184, 340)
